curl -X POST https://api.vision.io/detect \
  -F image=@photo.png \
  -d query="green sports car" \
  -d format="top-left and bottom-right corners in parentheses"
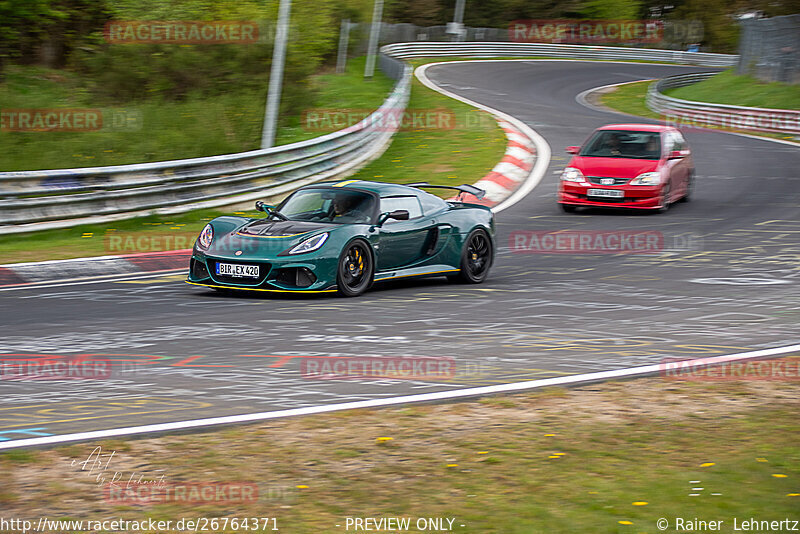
top-left (186, 180), bottom-right (495, 296)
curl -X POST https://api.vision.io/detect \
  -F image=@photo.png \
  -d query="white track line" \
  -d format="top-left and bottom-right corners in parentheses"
top-left (2, 61), bottom-right (796, 449)
top-left (414, 61), bottom-right (551, 214)
top-left (0, 269), bottom-right (187, 291)
top-left (2, 61), bottom-right (550, 291)
top-left (2, 343), bottom-right (798, 450)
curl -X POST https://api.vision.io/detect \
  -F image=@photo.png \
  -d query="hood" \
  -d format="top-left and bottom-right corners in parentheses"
top-left (204, 219), bottom-right (335, 259)
top-left (237, 219), bottom-right (334, 238)
top-left (570, 156), bottom-right (659, 179)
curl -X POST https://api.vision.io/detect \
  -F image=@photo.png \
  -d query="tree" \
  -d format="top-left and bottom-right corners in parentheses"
top-left (389, 0), bottom-right (445, 26)
top-left (0, 0), bottom-right (53, 78)
top-left (580, 0), bottom-right (643, 20)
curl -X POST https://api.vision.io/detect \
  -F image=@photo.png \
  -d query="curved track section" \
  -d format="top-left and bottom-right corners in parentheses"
top-left (1, 61), bottom-right (798, 446)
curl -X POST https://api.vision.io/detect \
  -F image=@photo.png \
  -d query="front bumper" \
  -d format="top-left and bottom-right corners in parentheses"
top-left (559, 183), bottom-right (663, 209)
top-left (187, 251), bottom-right (339, 293)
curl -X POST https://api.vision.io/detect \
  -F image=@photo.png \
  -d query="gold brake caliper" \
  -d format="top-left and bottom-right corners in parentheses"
top-left (349, 249), bottom-right (362, 276)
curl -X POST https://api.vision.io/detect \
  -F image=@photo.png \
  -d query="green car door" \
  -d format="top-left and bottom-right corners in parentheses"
top-left (376, 194), bottom-right (437, 271)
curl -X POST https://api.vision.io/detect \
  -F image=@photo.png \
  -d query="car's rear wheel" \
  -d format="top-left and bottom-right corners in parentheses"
top-left (559, 203), bottom-right (577, 213)
top-left (336, 239), bottom-right (374, 297)
top-left (449, 228), bottom-right (493, 284)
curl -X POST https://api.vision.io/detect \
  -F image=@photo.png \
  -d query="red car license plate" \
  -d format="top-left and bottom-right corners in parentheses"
top-left (587, 188), bottom-right (624, 198)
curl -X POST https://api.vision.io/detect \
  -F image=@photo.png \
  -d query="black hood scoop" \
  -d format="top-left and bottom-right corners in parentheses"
top-left (238, 219), bottom-right (332, 237)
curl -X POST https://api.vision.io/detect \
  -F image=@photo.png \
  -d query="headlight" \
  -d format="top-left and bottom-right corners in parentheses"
top-left (630, 172), bottom-right (661, 186)
top-left (560, 167), bottom-right (585, 182)
top-left (288, 233), bottom-right (328, 255)
top-left (198, 224), bottom-right (213, 249)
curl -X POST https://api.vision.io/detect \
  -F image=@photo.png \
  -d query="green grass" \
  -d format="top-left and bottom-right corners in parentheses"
top-left (0, 59), bottom-right (506, 265)
top-left (598, 80), bottom-right (661, 120)
top-left (0, 450), bottom-right (41, 463)
top-left (599, 79), bottom-right (799, 142)
top-left (665, 69), bottom-right (800, 110)
top-left (0, 57), bottom-right (393, 172)
top-left (2, 376), bottom-right (797, 533)
top-left (0, 208), bottom-right (247, 264)
top-left (347, 60), bottom-right (506, 187)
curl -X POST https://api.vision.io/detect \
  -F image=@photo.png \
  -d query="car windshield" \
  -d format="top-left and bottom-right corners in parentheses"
top-left (580, 130), bottom-right (661, 159)
top-left (276, 188), bottom-right (376, 224)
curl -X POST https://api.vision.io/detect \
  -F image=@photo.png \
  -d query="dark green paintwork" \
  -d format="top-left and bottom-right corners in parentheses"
top-left (186, 180), bottom-right (495, 294)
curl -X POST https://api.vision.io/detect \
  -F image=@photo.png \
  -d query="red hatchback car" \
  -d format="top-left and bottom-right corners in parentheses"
top-left (558, 124), bottom-right (694, 213)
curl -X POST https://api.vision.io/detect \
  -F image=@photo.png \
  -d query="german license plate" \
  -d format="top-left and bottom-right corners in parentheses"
top-left (587, 188), bottom-right (624, 198)
top-left (216, 263), bottom-right (259, 278)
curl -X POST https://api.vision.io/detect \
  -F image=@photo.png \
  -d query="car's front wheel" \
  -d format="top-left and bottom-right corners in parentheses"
top-left (679, 171), bottom-right (694, 203)
top-left (336, 239), bottom-right (374, 297)
top-left (656, 183), bottom-right (672, 214)
top-left (449, 228), bottom-right (493, 284)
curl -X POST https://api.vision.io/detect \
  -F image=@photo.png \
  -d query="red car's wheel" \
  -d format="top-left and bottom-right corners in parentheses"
top-left (679, 172), bottom-right (694, 203)
top-left (559, 203), bottom-right (577, 213)
top-left (656, 184), bottom-right (672, 213)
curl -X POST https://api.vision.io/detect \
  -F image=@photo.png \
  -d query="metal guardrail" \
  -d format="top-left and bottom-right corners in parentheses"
top-left (0, 64), bottom-right (411, 233)
top-left (646, 72), bottom-right (800, 135)
top-left (381, 42), bottom-right (738, 67)
top-left (2, 41), bottom-right (741, 233)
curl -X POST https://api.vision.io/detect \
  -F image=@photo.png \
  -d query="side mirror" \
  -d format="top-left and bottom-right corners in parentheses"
top-left (389, 209), bottom-right (410, 221)
top-left (668, 149), bottom-right (689, 159)
top-left (377, 209), bottom-right (410, 226)
top-left (566, 146), bottom-right (580, 155)
top-left (255, 201), bottom-right (276, 213)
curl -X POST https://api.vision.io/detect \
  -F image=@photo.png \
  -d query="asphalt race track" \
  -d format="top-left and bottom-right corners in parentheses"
top-left (1, 60), bottom-right (799, 444)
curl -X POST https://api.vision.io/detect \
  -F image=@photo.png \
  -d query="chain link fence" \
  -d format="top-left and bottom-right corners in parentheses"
top-left (738, 15), bottom-right (800, 84)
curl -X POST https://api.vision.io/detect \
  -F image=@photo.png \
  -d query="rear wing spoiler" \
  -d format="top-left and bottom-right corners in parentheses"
top-left (405, 182), bottom-right (486, 201)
